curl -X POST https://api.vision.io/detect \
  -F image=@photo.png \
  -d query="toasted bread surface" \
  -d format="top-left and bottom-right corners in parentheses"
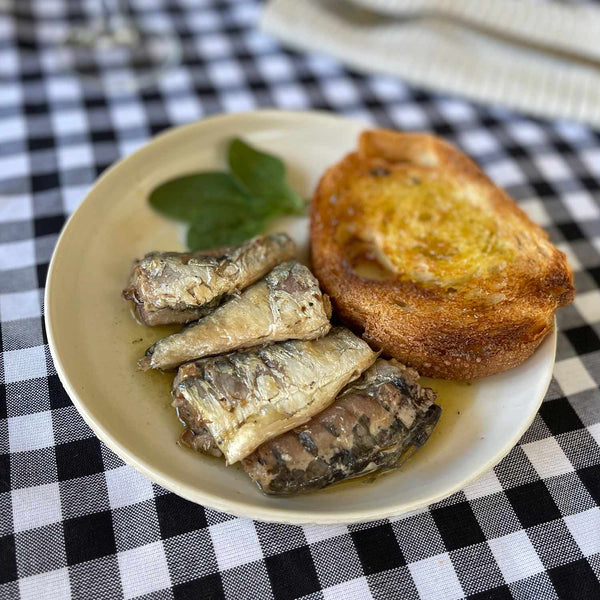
top-left (310, 130), bottom-right (574, 380)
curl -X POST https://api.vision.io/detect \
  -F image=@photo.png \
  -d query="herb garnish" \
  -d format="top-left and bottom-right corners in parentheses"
top-left (149, 138), bottom-right (305, 250)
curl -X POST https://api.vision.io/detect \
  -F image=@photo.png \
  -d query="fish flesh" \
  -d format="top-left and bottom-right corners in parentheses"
top-left (122, 233), bottom-right (295, 326)
top-left (172, 327), bottom-right (377, 464)
top-left (139, 261), bottom-right (332, 371)
top-left (242, 359), bottom-right (441, 495)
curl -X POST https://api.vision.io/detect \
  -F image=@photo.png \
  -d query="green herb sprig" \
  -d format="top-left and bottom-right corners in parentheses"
top-left (149, 138), bottom-right (305, 251)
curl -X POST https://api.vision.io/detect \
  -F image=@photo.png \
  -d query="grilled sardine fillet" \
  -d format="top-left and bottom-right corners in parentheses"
top-left (243, 359), bottom-right (441, 495)
top-left (172, 327), bottom-right (377, 464)
top-left (139, 261), bottom-right (332, 371)
top-left (123, 233), bottom-right (295, 326)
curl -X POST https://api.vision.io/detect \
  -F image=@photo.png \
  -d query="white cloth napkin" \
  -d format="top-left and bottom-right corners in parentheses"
top-left (262, 0), bottom-right (600, 127)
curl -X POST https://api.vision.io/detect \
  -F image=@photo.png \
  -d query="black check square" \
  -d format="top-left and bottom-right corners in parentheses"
top-left (265, 546), bottom-right (320, 600)
top-left (0, 455), bottom-right (9, 494)
top-left (539, 398), bottom-right (585, 436)
top-left (467, 585), bottom-right (513, 600)
top-left (173, 573), bottom-right (225, 600)
top-left (504, 481), bottom-right (562, 528)
top-left (31, 173), bottom-right (60, 193)
top-left (47, 375), bottom-right (72, 410)
top-left (577, 465), bottom-right (600, 505)
top-left (33, 215), bottom-right (65, 238)
top-left (351, 523), bottom-right (405, 575)
top-left (558, 222), bottom-right (586, 241)
top-left (432, 502), bottom-right (486, 551)
top-left (155, 493), bottom-right (207, 539)
top-left (564, 325), bottom-right (600, 356)
top-left (549, 559), bottom-right (600, 600)
top-left (55, 437), bottom-right (104, 481)
top-left (0, 535), bottom-right (17, 584)
top-left (63, 511), bottom-right (116, 565)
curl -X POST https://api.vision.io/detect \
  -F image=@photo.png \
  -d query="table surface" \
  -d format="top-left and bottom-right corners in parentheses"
top-left (1, 1), bottom-right (599, 599)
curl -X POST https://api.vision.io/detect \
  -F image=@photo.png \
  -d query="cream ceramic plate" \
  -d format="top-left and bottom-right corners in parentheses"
top-left (45, 110), bottom-right (556, 524)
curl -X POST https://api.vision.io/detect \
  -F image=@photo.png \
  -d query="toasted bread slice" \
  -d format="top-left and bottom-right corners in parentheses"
top-left (310, 130), bottom-right (574, 380)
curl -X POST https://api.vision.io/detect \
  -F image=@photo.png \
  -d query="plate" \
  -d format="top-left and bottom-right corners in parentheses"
top-left (45, 110), bottom-right (556, 524)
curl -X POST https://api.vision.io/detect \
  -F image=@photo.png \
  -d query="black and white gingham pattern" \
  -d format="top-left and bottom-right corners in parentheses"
top-left (1, 1), bottom-right (600, 598)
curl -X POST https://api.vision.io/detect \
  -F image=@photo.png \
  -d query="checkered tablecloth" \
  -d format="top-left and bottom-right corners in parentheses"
top-left (1, 1), bottom-right (600, 599)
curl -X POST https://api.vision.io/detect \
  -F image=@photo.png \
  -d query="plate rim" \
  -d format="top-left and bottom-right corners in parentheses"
top-left (45, 109), bottom-right (556, 524)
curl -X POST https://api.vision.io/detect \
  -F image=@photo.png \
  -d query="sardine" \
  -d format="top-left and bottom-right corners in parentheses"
top-left (242, 359), bottom-right (441, 495)
top-left (171, 327), bottom-right (378, 464)
top-left (138, 261), bottom-right (332, 371)
top-left (122, 233), bottom-right (295, 326)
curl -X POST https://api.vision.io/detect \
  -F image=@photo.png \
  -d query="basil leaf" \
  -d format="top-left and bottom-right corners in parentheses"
top-left (187, 214), bottom-right (266, 251)
top-left (228, 138), bottom-right (305, 215)
top-left (149, 172), bottom-right (258, 222)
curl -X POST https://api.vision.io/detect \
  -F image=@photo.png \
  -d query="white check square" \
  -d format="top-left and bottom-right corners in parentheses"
top-left (118, 541), bottom-right (171, 599)
top-left (0, 239), bottom-right (35, 271)
top-left (522, 437), bottom-right (574, 479)
top-left (563, 192), bottom-right (600, 222)
top-left (463, 468), bottom-right (504, 501)
top-left (57, 144), bottom-right (93, 171)
top-left (272, 84), bottom-right (308, 109)
top-left (19, 567), bottom-right (70, 600)
top-left (565, 508), bottom-right (600, 557)
top-left (196, 33), bottom-right (230, 59)
top-left (303, 524), bottom-right (349, 545)
top-left (486, 159), bottom-right (525, 187)
top-left (207, 60), bottom-right (244, 86)
top-left (210, 518), bottom-right (263, 571)
top-left (257, 55), bottom-right (293, 80)
top-left (0, 194), bottom-right (32, 223)
top-left (62, 184), bottom-right (92, 214)
top-left (3, 346), bottom-right (48, 384)
top-left (459, 130), bottom-right (500, 155)
top-left (323, 577), bottom-right (372, 600)
top-left (390, 104), bottom-right (427, 129)
top-left (12, 483), bottom-right (62, 532)
top-left (556, 242), bottom-right (582, 272)
top-left (589, 422), bottom-right (600, 448)
top-left (0, 153), bottom-right (28, 179)
top-left (110, 101), bottom-right (147, 130)
top-left (0, 115), bottom-right (25, 140)
top-left (370, 76), bottom-right (407, 102)
top-left (488, 531), bottom-right (544, 584)
top-left (0, 289), bottom-right (41, 322)
top-left (574, 290), bottom-right (600, 324)
top-left (582, 147), bottom-right (600, 176)
top-left (8, 410), bottom-right (54, 453)
top-left (165, 98), bottom-right (201, 125)
top-left (408, 553), bottom-right (464, 600)
top-left (105, 465), bottom-right (154, 510)
top-left (518, 198), bottom-right (551, 228)
top-left (507, 121), bottom-right (545, 144)
top-left (46, 77), bottom-right (81, 102)
top-left (323, 79), bottom-right (358, 105)
top-left (534, 154), bottom-right (571, 181)
top-left (51, 109), bottom-right (87, 136)
top-left (554, 357), bottom-right (598, 396)
top-left (220, 91), bottom-right (256, 113)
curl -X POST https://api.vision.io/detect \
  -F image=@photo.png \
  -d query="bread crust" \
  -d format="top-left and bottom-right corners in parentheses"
top-left (310, 130), bottom-right (574, 380)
